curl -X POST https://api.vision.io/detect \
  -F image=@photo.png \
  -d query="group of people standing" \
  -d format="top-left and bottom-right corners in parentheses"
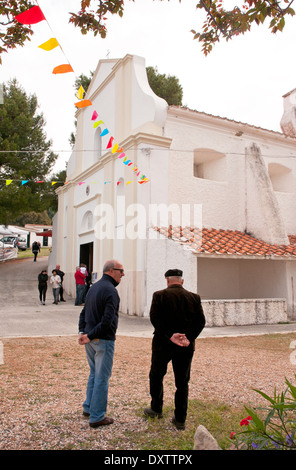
top-left (37, 264), bottom-right (65, 305)
top-left (78, 260), bottom-right (206, 431)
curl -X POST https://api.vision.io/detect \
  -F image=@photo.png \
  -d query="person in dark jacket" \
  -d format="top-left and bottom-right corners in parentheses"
top-left (78, 259), bottom-right (125, 428)
top-left (38, 269), bottom-right (48, 305)
top-left (32, 241), bottom-right (40, 262)
top-left (144, 269), bottom-right (205, 430)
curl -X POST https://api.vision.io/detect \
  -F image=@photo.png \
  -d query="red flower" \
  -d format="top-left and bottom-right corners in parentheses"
top-left (230, 432), bottom-right (236, 439)
top-left (240, 416), bottom-right (253, 426)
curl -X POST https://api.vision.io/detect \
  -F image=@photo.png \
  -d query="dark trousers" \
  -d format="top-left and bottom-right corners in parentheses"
top-left (38, 285), bottom-right (47, 302)
top-left (59, 284), bottom-right (64, 301)
top-left (149, 345), bottom-right (194, 423)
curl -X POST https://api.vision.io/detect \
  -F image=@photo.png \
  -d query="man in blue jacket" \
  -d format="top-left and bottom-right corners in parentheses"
top-left (78, 259), bottom-right (124, 428)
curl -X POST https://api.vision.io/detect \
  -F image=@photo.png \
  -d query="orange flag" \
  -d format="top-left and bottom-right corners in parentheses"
top-left (52, 64), bottom-right (74, 74)
top-left (75, 99), bottom-right (92, 108)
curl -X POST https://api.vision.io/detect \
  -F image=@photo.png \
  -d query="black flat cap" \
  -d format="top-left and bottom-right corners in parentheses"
top-left (164, 269), bottom-right (183, 278)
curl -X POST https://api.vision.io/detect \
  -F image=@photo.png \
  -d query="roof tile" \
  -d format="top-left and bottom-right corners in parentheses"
top-left (153, 226), bottom-right (296, 258)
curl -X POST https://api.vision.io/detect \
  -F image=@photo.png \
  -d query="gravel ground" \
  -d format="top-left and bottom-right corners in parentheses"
top-left (0, 333), bottom-right (296, 450)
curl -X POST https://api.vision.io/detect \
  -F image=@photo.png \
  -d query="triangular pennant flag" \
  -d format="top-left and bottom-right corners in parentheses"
top-left (53, 64), bottom-right (74, 74)
top-left (93, 120), bottom-right (103, 128)
top-left (106, 137), bottom-right (114, 149)
top-left (112, 143), bottom-right (119, 153)
top-left (22, 180), bottom-right (28, 185)
top-left (127, 181), bottom-right (132, 185)
top-left (116, 147), bottom-right (123, 153)
top-left (51, 181), bottom-right (57, 186)
top-left (138, 180), bottom-right (149, 184)
top-left (76, 85), bottom-right (85, 100)
top-left (15, 6), bottom-right (45, 24)
top-left (91, 111), bottom-right (98, 121)
top-left (100, 129), bottom-right (109, 137)
top-left (6, 180), bottom-right (13, 186)
top-left (36, 180), bottom-right (44, 183)
top-left (38, 38), bottom-right (59, 51)
top-left (75, 99), bottom-right (92, 108)
top-left (123, 160), bottom-right (132, 165)
top-left (118, 153), bottom-right (125, 159)
top-left (78, 182), bottom-right (85, 186)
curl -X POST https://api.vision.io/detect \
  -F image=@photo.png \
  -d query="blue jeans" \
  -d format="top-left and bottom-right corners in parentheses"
top-left (83, 339), bottom-right (115, 423)
top-left (75, 284), bottom-right (85, 305)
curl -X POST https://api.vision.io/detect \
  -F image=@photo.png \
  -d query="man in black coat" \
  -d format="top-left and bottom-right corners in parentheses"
top-left (144, 269), bottom-right (205, 430)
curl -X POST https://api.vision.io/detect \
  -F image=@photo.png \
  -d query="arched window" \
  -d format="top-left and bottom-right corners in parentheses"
top-left (193, 148), bottom-right (226, 182)
top-left (82, 210), bottom-right (93, 232)
top-left (268, 163), bottom-right (293, 193)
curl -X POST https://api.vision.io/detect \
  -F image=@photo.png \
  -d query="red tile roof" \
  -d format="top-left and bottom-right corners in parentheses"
top-left (154, 227), bottom-right (296, 258)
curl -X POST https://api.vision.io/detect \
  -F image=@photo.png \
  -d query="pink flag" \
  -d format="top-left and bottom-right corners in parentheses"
top-left (91, 111), bottom-right (98, 121)
top-left (15, 6), bottom-right (45, 24)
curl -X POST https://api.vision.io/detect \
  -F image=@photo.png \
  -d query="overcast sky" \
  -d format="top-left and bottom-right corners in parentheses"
top-left (2, 0), bottom-right (296, 173)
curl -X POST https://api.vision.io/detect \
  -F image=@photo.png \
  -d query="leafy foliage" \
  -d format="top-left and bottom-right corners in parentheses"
top-left (193, 0), bottom-right (296, 55)
top-left (146, 66), bottom-right (183, 106)
top-left (0, 79), bottom-right (59, 223)
top-left (1, 0), bottom-right (295, 61)
top-left (230, 375), bottom-right (296, 450)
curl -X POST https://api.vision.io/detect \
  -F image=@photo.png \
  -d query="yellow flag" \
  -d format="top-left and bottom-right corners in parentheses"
top-left (6, 180), bottom-right (13, 185)
top-left (51, 181), bottom-right (57, 186)
top-left (76, 85), bottom-right (85, 100)
top-left (38, 38), bottom-right (59, 51)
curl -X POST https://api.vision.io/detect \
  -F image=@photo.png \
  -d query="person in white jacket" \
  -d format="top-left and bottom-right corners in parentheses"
top-left (50, 269), bottom-right (61, 305)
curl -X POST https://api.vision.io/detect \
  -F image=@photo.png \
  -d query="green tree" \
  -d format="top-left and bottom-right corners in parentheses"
top-left (0, 79), bottom-right (58, 224)
top-left (146, 66), bottom-right (183, 106)
top-left (1, 1), bottom-right (295, 61)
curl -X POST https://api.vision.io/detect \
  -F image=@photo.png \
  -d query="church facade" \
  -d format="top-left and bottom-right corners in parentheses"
top-left (50, 54), bottom-right (296, 324)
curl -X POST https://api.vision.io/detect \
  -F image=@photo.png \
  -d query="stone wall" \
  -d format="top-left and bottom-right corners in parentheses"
top-left (203, 298), bottom-right (287, 327)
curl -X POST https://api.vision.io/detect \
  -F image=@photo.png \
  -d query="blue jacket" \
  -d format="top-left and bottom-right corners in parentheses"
top-left (78, 274), bottom-right (120, 341)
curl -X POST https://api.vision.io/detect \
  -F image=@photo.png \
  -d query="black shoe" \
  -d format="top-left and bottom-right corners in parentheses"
top-left (144, 407), bottom-right (163, 419)
top-left (89, 417), bottom-right (114, 428)
top-left (82, 411), bottom-right (90, 418)
top-left (172, 416), bottom-right (185, 430)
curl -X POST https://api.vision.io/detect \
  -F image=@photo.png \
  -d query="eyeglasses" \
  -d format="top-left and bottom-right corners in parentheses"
top-left (113, 268), bottom-right (124, 274)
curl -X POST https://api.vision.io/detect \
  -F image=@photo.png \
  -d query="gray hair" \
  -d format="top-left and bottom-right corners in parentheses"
top-left (103, 260), bottom-right (116, 273)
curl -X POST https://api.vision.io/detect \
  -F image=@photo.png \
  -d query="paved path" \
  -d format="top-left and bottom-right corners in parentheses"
top-left (0, 256), bottom-right (295, 339)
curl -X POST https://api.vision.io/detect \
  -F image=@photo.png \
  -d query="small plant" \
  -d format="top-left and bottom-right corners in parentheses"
top-left (230, 375), bottom-right (296, 450)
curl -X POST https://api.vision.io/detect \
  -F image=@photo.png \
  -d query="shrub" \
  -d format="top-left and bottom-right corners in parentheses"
top-left (230, 375), bottom-right (296, 450)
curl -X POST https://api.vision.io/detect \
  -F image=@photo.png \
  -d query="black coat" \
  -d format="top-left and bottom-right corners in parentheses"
top-left (78, 274), bottom-right (120, 341)
top-left (149, 284), bottom-right (205, 351)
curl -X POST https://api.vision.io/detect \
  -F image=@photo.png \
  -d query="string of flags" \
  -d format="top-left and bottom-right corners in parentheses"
top-left (13, 5), bottom-right (149, 186)
top-left (1, 178), bottom-right (140, 187)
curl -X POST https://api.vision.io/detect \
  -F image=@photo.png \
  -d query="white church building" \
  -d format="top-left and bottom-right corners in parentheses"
top-left (50, 54), bottom-right (296, 325)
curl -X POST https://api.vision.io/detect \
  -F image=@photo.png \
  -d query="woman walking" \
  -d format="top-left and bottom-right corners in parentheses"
top-left (38, 269), bottom-right (48, 305)
top-left (50, 269), bottom-right (61, 305)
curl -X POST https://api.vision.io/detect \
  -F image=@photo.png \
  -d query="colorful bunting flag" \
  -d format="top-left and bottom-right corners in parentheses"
top-left (91, 111), bottom-right (98, 121)
top-left (93, 120), bottom-right (103, 128)
top-left (112, 143), bottom-right (119, 153)
top-left (38, 38), bottom-right (59, 51)
top-left (76, 85), bottom-right (85, 100)
top-left (14, 6), bottom-right (150, 186)
top-left (6, 180), bottom-right (12, 186)
top-left (106, 137), bottom-right (114, 149)
top-left (14, 6), bottom-right (45, 25)
top-left (75, 99), bottom-right (92, 108)
top-left (52, 64), bottom-right (74, 74)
